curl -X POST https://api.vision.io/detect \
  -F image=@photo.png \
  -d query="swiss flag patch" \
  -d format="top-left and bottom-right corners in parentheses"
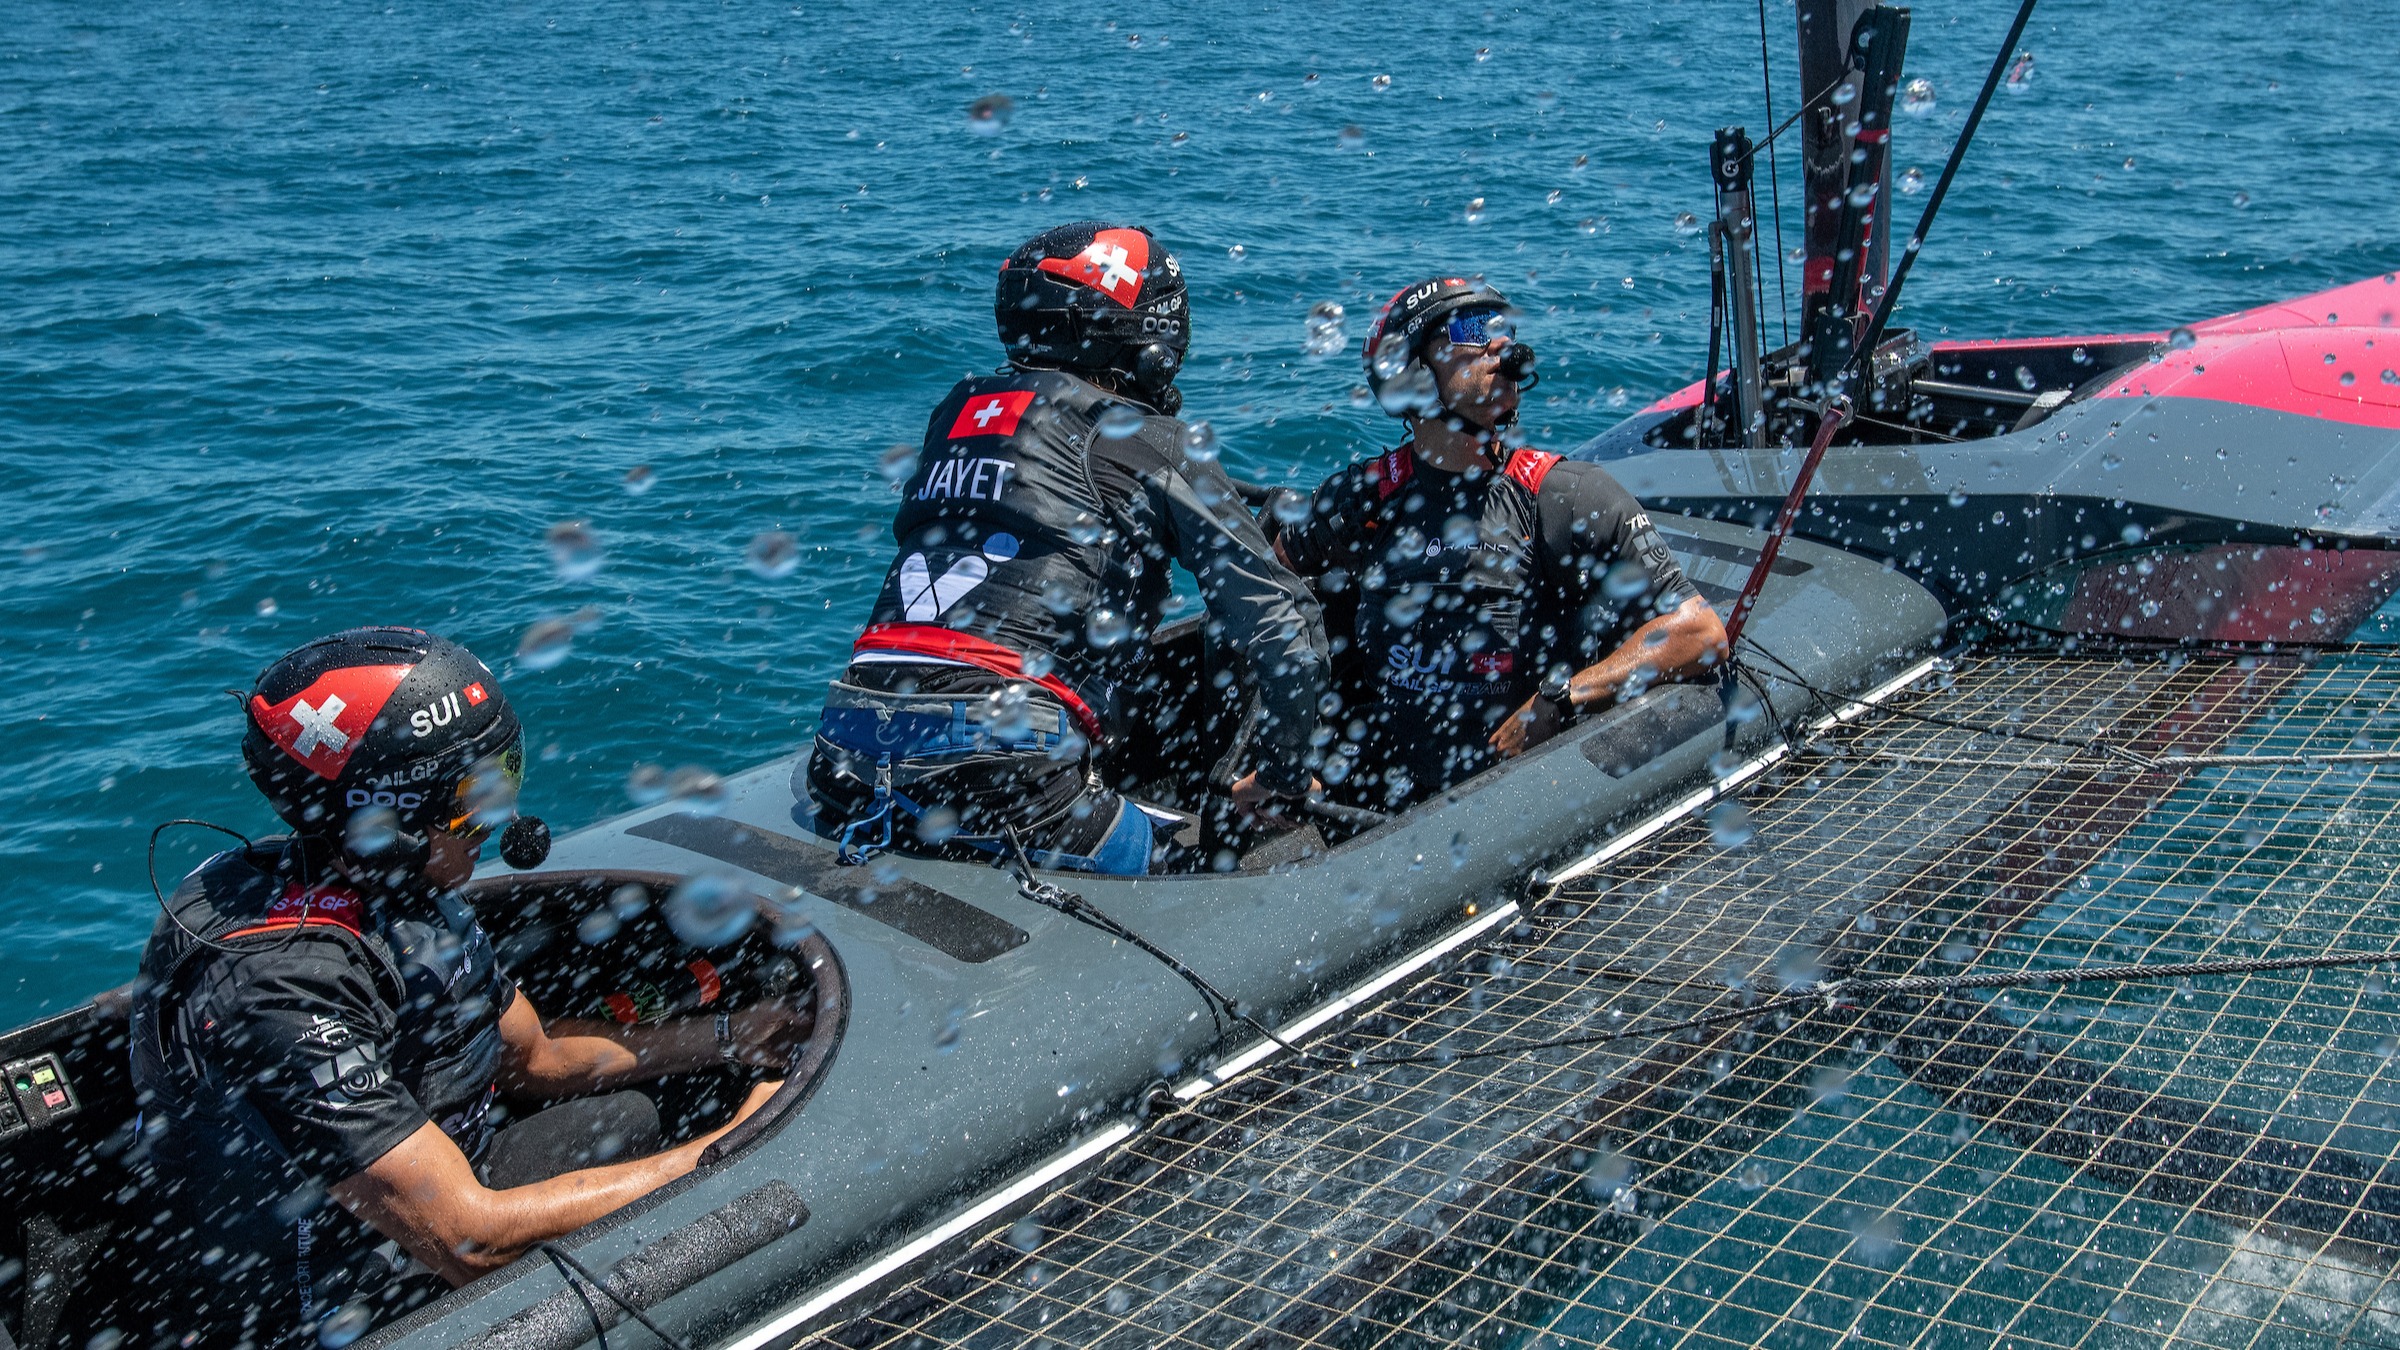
top-left (463, 682), bottom-right (488, 706)
top-left (949, 390), bottom-right (1036, 439)
top-left (1035, 228), bottom-right (1151, 308)
top-left (249, 664), bottom-right (412, 781)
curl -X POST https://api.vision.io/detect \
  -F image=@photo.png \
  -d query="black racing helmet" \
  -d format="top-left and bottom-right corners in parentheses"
top-left (1362, 276), bottom-right (1535, 418)
top-left (995, 222), bottom-right (1190, 414)
top-left (241, 627), bottom-right (524, 855)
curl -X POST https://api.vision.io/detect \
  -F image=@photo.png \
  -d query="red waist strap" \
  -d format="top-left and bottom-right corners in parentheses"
top-left (854, 623), bottom-right (1106, 742)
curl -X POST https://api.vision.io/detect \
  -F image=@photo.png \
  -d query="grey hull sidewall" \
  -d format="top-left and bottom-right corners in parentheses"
top-left (363, 520), bottom-right (1946, 1350)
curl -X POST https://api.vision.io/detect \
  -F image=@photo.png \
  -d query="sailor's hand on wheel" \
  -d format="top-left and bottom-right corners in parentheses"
top-left (1230, 771), bottom-right (1321, 829)
top-left (1490, 694), bottom-right (1567, 759)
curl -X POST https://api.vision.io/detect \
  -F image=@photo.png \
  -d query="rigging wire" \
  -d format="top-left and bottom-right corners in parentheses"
top-left (540, 1242), bottom-right (697, 1350)
top-left (1000, 827), bottom-right (1309, 1058)
top-left (1848, 0), bottom-right (2042, 388)
top-left (1756, 0), bottom-right (1790, 347)
top-left (1736, 639), bottom-right (2400, 773)
top-left (1346, 948), bottom-right (2400, 1070)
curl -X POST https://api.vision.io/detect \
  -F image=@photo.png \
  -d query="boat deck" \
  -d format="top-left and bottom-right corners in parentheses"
top-left (797, 649), bottom-right (2400, 1350)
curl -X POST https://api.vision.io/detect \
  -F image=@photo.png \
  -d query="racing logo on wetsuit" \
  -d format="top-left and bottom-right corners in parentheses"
top-left (949, 390), bottom-right (1035, 440)
top-left (1036, 228), bottom-right (1150, 308)
top-left (307, 1042), bottom-right (390, 1105)
top-left (249, 665), bottom-right (413, 780)
top-left (895, 536), bottom-right (1021, 622)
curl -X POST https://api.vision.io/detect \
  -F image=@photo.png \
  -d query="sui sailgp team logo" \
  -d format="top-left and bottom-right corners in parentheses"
top-left (250, 665), bottom-right (413, 780)
top-left (1035, 228), bottom-right (1151, 308)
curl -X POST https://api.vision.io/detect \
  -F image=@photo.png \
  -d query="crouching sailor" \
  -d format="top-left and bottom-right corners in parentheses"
top-left (126, 628), bottom-right (799, 1346)
top-left (805, 221), bottom-right (1327, 874)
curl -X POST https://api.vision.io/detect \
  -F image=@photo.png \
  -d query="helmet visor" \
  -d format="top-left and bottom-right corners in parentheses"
top-left (442, 741), bottom-right (526, 842)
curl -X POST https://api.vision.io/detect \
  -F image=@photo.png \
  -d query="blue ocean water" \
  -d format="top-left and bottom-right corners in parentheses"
top-left (3, 1), bottom-right (2396, 1023)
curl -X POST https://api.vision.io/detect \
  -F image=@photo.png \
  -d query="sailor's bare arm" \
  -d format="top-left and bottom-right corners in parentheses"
top-left (1490, 594), bottom-right (1728, 758)
top-left (327, 1079), bottom-right (779, 1285)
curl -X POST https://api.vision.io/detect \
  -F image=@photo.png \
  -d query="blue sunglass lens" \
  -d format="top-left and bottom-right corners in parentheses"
top-left (1444, 308), bottom-right (1511, 345)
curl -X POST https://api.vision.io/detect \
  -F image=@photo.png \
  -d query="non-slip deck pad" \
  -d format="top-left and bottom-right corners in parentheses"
top-left (627, 814), bottom-right (1028, 963)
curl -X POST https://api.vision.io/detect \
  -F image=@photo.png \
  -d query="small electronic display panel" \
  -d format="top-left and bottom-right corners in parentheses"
top-left (2, 1052), bottom-right (80, 1137)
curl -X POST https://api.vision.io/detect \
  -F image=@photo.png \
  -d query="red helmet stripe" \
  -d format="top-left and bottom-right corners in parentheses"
top-left (250, 664), bottom-right (413, 781)
top-left (1034, 228), bottom-right (1152, 309)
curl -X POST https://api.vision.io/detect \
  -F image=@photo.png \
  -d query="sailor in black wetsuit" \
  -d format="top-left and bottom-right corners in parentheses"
top-left (1272, 278), bottom-right (1728, 807)
top-left (804, 222), bottom-right (1327, 874)
top-left (127, 629), bottom-right (801, 1347)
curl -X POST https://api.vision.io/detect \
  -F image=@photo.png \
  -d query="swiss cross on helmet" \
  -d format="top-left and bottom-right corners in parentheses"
top-left (241, 627), bottom-right (525, 866)
top-left (995, 222), bottom-right (1191, 415)
top-left (1362, 276), bottom-right (1538, 420)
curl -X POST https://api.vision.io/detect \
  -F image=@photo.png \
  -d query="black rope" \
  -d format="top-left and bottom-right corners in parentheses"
top-left (1000, 827), bottom-right (1316, 1061)
top-left (539, 1242), bottom-right (695, 1350)
top-left (1347, 947), bottom-right (2400, 1070)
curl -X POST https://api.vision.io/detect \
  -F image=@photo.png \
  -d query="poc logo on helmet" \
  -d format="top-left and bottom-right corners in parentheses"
top-left (346, 788), bottom-right (426, 811)
top-left (1140, 316), bottom-right (1183, 336)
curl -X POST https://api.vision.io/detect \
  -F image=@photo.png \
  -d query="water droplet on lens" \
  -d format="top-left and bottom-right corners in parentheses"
top-left (1097, 405), bottom-right (1145, 439)
top-left (1370, 73), bottom-right (1392, 91)
top-left (1086, 607), bottom-right (1131, 647)
top-left (667, 766), bottom-right (728, 815)
top-left (626, 763), bottom-right (668, 805)
top-left (1381, 585), bottom-right (1429, 627)
top-left (2167, 327), bottom-right (2197, 350)
top-left (546, 521), bottom-right (604, 581)
top-left (1105, 1286), bottom-right (1132, 1313)
top-left (1270, 490), bottom-right (1312, 525)
top-left (1181, 420), bottom-right (1219, 460)
top-left (577, 908), bottom-right (621, 944)
top-left (345, 805), bottom-right (399, 856)
top-left (517, 617), bottom-right (576, 671)
top-left (1898, 166), bottom-right (1925, 195)
top-left (1900, 77), bottom-right (1936, 117)
top-left (622, 464), bottom-right (656, 495)
top-left (934, 1003), bottom-right (966, 1050)
top-left (1946, 488), bottom-right (1967, 506)
top-left (1010, 1216), bottom-right (1043, 1251)
top-left (878, 444), bottom-right (919, 483)
top-left (1474, 46), bottom-right (1492, 62)
top-left (318, 1306), bottom-right (376, 1348)
top-left (2015, 365), bottom-right (2038, 391)
top-left (1672, 211), bottom-right (1700, 236)
top-left (1303, 301), bottom-right (1348, 356)
top-left (1464, 197), bottom-right (1487, 225)
top-left (1578, 217), bottom-right (1600, 236)
top-left (2340, 370), bottom-right (2356, 387)
top-left (665, 873), bottom-right (755, 947)
top-left (746, 530), bottom-right (799, 579)
top-left (1830, 79), bottom-right (1858, 107)
top-left (2231, 190), bottom-right (2251, 209)
top-left (1706, 799), bottom-right (1755, 848)
top-left (1067, 512), bottom-right (1105, 545)
top-left (2121, 156), bottom-right (2137, 171)
top-left (967, 93), bottom-right (1013, 136)
top-left (915, 806), bottom-right (959, 845)
top-left (256, 596), bottom-right (279, 617)
top-left (1226, 243), bottom-right (1247, 261)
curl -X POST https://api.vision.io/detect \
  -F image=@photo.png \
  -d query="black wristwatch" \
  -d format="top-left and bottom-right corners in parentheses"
top-left (1535, 669), bottom-right (1577, 720)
